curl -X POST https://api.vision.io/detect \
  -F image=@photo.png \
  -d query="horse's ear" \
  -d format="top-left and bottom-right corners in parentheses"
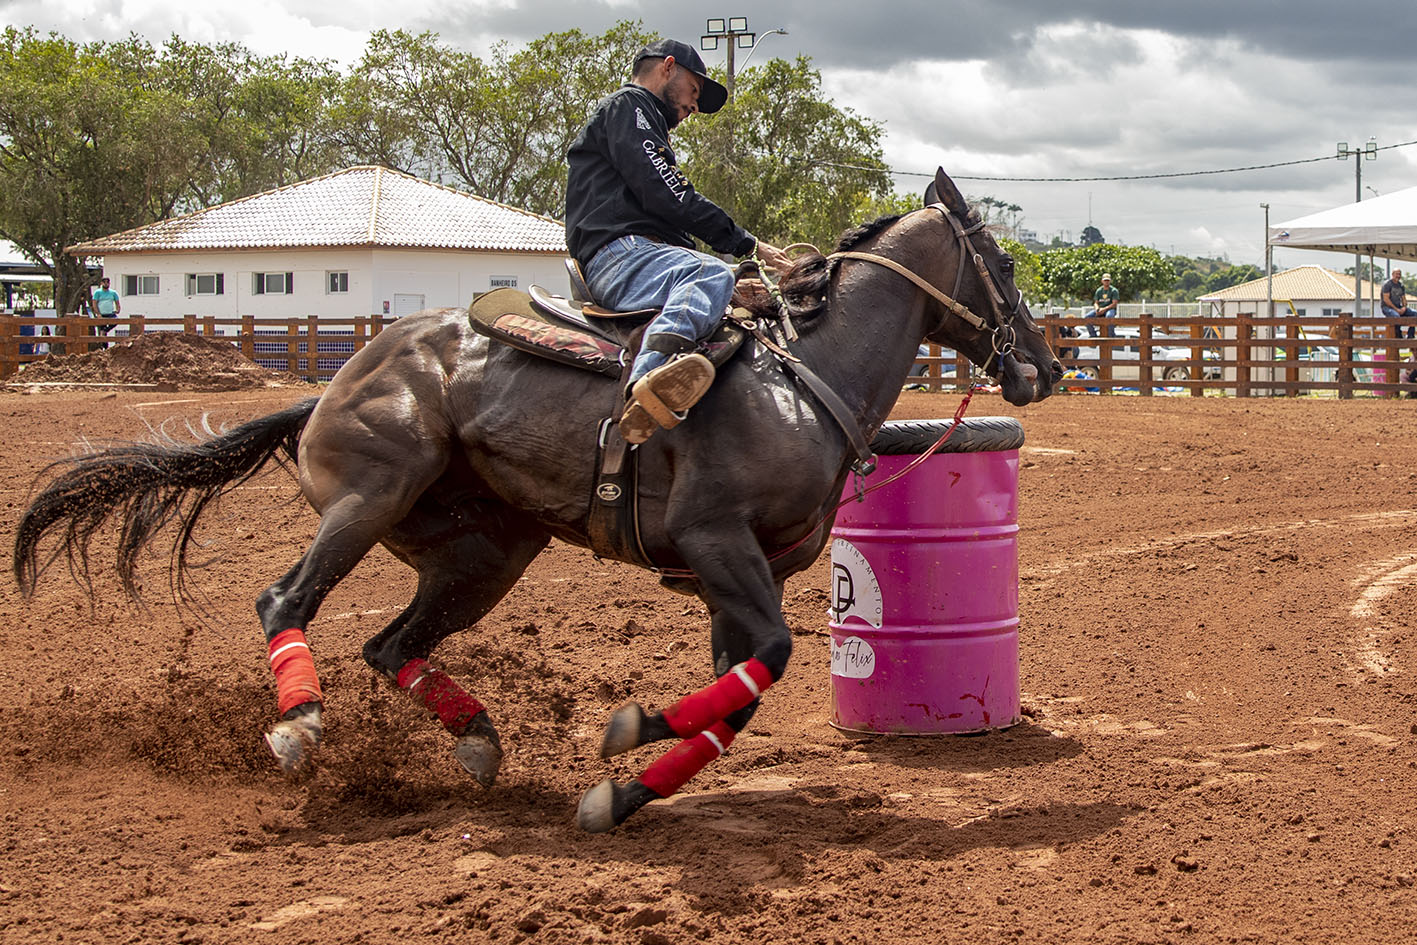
top-left (930, 167), bottom-right (970, 216)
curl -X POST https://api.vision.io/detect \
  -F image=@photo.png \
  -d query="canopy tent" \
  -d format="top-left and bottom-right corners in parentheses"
top-left (1269, 185), bottom-right (1417, 263)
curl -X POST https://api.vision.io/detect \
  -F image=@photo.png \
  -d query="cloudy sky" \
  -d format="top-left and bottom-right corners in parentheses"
top-left (5, 0), bottom-right (1415, 274)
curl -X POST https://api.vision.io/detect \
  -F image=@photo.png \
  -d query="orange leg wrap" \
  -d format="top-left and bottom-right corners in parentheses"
top-left (268, 628), bottom-right (324, 716)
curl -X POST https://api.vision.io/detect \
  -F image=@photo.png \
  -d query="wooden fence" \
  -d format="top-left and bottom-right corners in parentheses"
top-left (910, 312), bottom-right (1417, 398)
top-left (0, 314), bottom-right (396, 384)
top-left (3, 311), bottom-right (1415, 398)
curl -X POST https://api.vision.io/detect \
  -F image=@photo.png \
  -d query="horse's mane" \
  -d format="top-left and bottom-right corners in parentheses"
top-left (735, 215), bottom-right (904, 321)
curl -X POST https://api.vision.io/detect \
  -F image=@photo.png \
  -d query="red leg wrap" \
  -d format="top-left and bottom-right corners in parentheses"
top-left (639, 721), bottom-right (737, 798)
top-left (268, 628), bottom-right (324, 716)
top-left (662, 658), bottom-right (774, 739)
top-left (396, 658), bottom-right (485, 736)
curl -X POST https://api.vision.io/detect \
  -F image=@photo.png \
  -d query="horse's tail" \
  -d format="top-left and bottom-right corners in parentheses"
top-left (12, 397), bottom-right (320, 601)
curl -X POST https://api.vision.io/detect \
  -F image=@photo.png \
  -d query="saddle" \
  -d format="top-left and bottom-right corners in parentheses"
top-left (466, 259), bottom-right (754, 577)
top-left (466, 259), bottom-right (749, 379)
top-left (464, 259), bottom-right (874, 583)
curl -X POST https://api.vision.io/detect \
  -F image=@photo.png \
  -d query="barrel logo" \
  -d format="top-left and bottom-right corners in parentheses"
top-left (831, 635), bottom-right (877, 679)
top-left (828, 538), bottom-right (883, 629)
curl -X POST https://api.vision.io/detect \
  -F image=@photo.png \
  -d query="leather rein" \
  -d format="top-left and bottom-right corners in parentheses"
top-left (831, 202), bottom-right (1032, 375)
top-left (750, 202), bottom-right (1031, 475)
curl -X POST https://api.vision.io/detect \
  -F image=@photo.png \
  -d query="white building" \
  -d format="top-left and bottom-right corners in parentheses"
top-left (1199, 265), bottom-right (1383, 318)
top-left (67, 166), bottom-right (569, 320)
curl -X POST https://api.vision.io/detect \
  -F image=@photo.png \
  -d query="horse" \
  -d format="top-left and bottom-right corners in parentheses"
top-left (13, 168), bottom-right (1061, 832)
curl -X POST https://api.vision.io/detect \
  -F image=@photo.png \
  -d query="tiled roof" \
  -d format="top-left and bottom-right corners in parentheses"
top-left (68, 166), bottom-right (566, 255)
top-left (1199, 265), bottom-right (1381, 302)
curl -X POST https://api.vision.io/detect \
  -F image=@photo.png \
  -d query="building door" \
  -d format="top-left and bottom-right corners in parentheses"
top-left (392, 293), bottom-right (425, 318)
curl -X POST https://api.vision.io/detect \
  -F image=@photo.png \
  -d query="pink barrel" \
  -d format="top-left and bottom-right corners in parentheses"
top-left (828, 417), bottom-right (1023, 734)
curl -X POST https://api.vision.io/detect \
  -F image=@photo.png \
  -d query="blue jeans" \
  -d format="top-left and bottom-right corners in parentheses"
top-left (585, 236), bottom-right (736, 385)
top-left (1384, 305), bottom-right (1415, 339)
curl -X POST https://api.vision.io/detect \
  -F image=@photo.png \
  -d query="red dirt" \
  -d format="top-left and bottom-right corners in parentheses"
top-left (9, 332), bottom-right (314, 391)
top-left (2, 387), bottom-right (1416, 944)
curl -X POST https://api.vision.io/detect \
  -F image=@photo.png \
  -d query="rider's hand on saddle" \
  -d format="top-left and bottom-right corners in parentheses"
top-left (753, 240), bottom-right (792, 273)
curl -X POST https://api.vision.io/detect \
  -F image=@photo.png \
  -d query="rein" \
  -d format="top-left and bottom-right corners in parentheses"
top-left (825, 203), bottom-right (1023, 374)
top-left (644, 203), bottom-right (1013, 580)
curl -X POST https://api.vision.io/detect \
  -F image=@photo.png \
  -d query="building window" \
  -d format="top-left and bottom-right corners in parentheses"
top-left (489, 275), bottom-right (518, 289)
top-left (327, 271), bottom-right (349, 294)
top-left (123, 275), bottom-right (160, 296)
top-left (1322, 307), bottom-right (1341, 317)
top-left (253, 272), bottom-right (294, 295)
top-left (185, 273), bottom-right (224, 296)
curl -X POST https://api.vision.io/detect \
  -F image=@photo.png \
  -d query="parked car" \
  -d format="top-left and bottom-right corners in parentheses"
top-left (1066, 326), bottom-right (1221, 383)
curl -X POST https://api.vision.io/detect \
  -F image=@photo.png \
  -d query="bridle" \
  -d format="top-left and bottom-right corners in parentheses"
top-left (828, 202), bottom-right (1034, 375)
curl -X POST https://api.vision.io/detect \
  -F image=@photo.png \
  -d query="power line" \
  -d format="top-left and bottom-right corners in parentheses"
top-left (819, 139), bottom-right (1417, 183)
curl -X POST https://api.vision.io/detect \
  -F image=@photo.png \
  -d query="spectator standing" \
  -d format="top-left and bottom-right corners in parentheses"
top-left (91, 277), bottom-right (120, 319)
top-left (1382, 269), bottom-right (1415, 340)
top-left (1089, 273), bottom-right (1119, 338)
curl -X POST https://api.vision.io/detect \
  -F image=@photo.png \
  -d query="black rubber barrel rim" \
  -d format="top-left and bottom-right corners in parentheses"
top-left (869, 417), bottom-right (1024, 455)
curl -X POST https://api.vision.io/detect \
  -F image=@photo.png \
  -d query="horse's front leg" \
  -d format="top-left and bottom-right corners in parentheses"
top-left (578, 541), bottom-right (789, 832)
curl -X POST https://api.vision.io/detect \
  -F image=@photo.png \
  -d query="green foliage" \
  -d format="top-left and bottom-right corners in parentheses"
top-left (1079, 225), bottom-right (1105, 246)
top-left (0, 27), bottom-right (348, 313)
top-left (672, 56), bottom-right (894, 250)
top-left (1038, 242), bottom-right (1173, 302)
top-left (337, 22), bottom-right (651, 217)
top-left (998, 237), bottom-right (1043, 304)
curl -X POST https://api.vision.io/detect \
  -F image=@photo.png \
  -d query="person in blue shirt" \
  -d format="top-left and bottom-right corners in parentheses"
top-left (90, 277), bottom-right (121, 318)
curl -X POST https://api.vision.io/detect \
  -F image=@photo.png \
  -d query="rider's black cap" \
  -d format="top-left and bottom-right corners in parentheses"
top-left (634, 39), bottom-right (728, 115)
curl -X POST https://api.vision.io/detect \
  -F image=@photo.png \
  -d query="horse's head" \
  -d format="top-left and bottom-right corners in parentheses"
top-left (921, 168), bottom-right (1061, 405)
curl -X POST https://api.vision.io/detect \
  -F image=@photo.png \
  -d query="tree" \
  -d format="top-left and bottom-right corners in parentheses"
top-left (0, 29), bottom-right (347, 315)
top-left (337, 22), bottom-right (651, 217)
top-left (1038, 243), bottom-right (1173, 303)
top-left (1079, 225), bottom-right (1105, 246)
top-left (672, 56), bottom-right (895, 250)
top-left (998, 237), bottom-right (1043, 305)
top-left (0, 29), bottom-right (200, 314)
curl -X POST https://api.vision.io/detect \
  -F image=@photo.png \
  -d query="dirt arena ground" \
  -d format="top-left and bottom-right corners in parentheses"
top-left (3, 383), bottom-right (1416, 945)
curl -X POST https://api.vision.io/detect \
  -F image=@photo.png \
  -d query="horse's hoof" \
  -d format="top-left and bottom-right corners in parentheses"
top-left (453, 734), bottom-right (503, 788)
top-left (264, 717), bottom-right (321, 773)
top-left (600, 702), bottom-right (646, 759)
top-left (576, 779), bottom-right (619, 833)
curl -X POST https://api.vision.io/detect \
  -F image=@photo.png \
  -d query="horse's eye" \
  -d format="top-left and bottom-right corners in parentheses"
top-left (1000, 257), bottom-right (1014, 277)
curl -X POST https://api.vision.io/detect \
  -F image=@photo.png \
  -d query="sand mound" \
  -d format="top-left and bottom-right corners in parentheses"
top-left (10, 331), bottom-right (313, 391)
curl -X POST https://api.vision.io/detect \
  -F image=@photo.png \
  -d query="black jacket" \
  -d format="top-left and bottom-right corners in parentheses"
top-left (565, 84), bottom-right (756, 268)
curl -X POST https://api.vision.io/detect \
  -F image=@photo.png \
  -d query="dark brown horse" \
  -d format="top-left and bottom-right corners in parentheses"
top-left (13, 169), bottom-right (1060, 831)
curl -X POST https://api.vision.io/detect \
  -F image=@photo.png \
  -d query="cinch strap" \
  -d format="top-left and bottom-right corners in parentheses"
top-left (639, 721), bottom-right (737, 798)
top-left (396, 658), bottom-right (485, 736)
top-left (267, 628), bottom-right (323, 716)
top-left (661, 658), bottom-right (774, 739)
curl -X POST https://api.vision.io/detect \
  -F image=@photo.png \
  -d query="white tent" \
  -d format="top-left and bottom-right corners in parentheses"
top-left (1269, 185), bottom-right (1417, 263)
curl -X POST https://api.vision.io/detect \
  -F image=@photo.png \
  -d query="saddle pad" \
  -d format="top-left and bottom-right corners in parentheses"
top-left (469, 287), bottom-right (749, 377)
top-left (469, 288), bottom-right (622, 377)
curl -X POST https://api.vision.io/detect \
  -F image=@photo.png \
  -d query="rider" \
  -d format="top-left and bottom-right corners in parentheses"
top-left (565, 38), bottom-right (790, 444)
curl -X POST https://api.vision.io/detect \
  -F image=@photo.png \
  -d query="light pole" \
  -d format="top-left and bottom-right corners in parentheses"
top-left (700, 18), bottom-right (787, 220)
top-left (1262, 202), bottom-right (1273, 319)
top-left (701, 17), bottom-right (787, 102)
top-left (1338, 137), bottom-right (1377, 315)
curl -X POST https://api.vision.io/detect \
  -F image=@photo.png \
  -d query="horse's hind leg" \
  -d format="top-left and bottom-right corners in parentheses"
top-left (257, 489), bottom-right (429, 771)
top-left (360, 502), bottom-right (550, 787)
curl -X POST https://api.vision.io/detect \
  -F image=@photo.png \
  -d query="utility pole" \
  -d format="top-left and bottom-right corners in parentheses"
top-left (1338, 138), bottom-right (1377, 316)
top-left (701, 18), bottom-right (787, 103)
top-left (700, 18), bottom-right (787, 226)
top-left (1262, 203), bottom-right (1273, 319)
